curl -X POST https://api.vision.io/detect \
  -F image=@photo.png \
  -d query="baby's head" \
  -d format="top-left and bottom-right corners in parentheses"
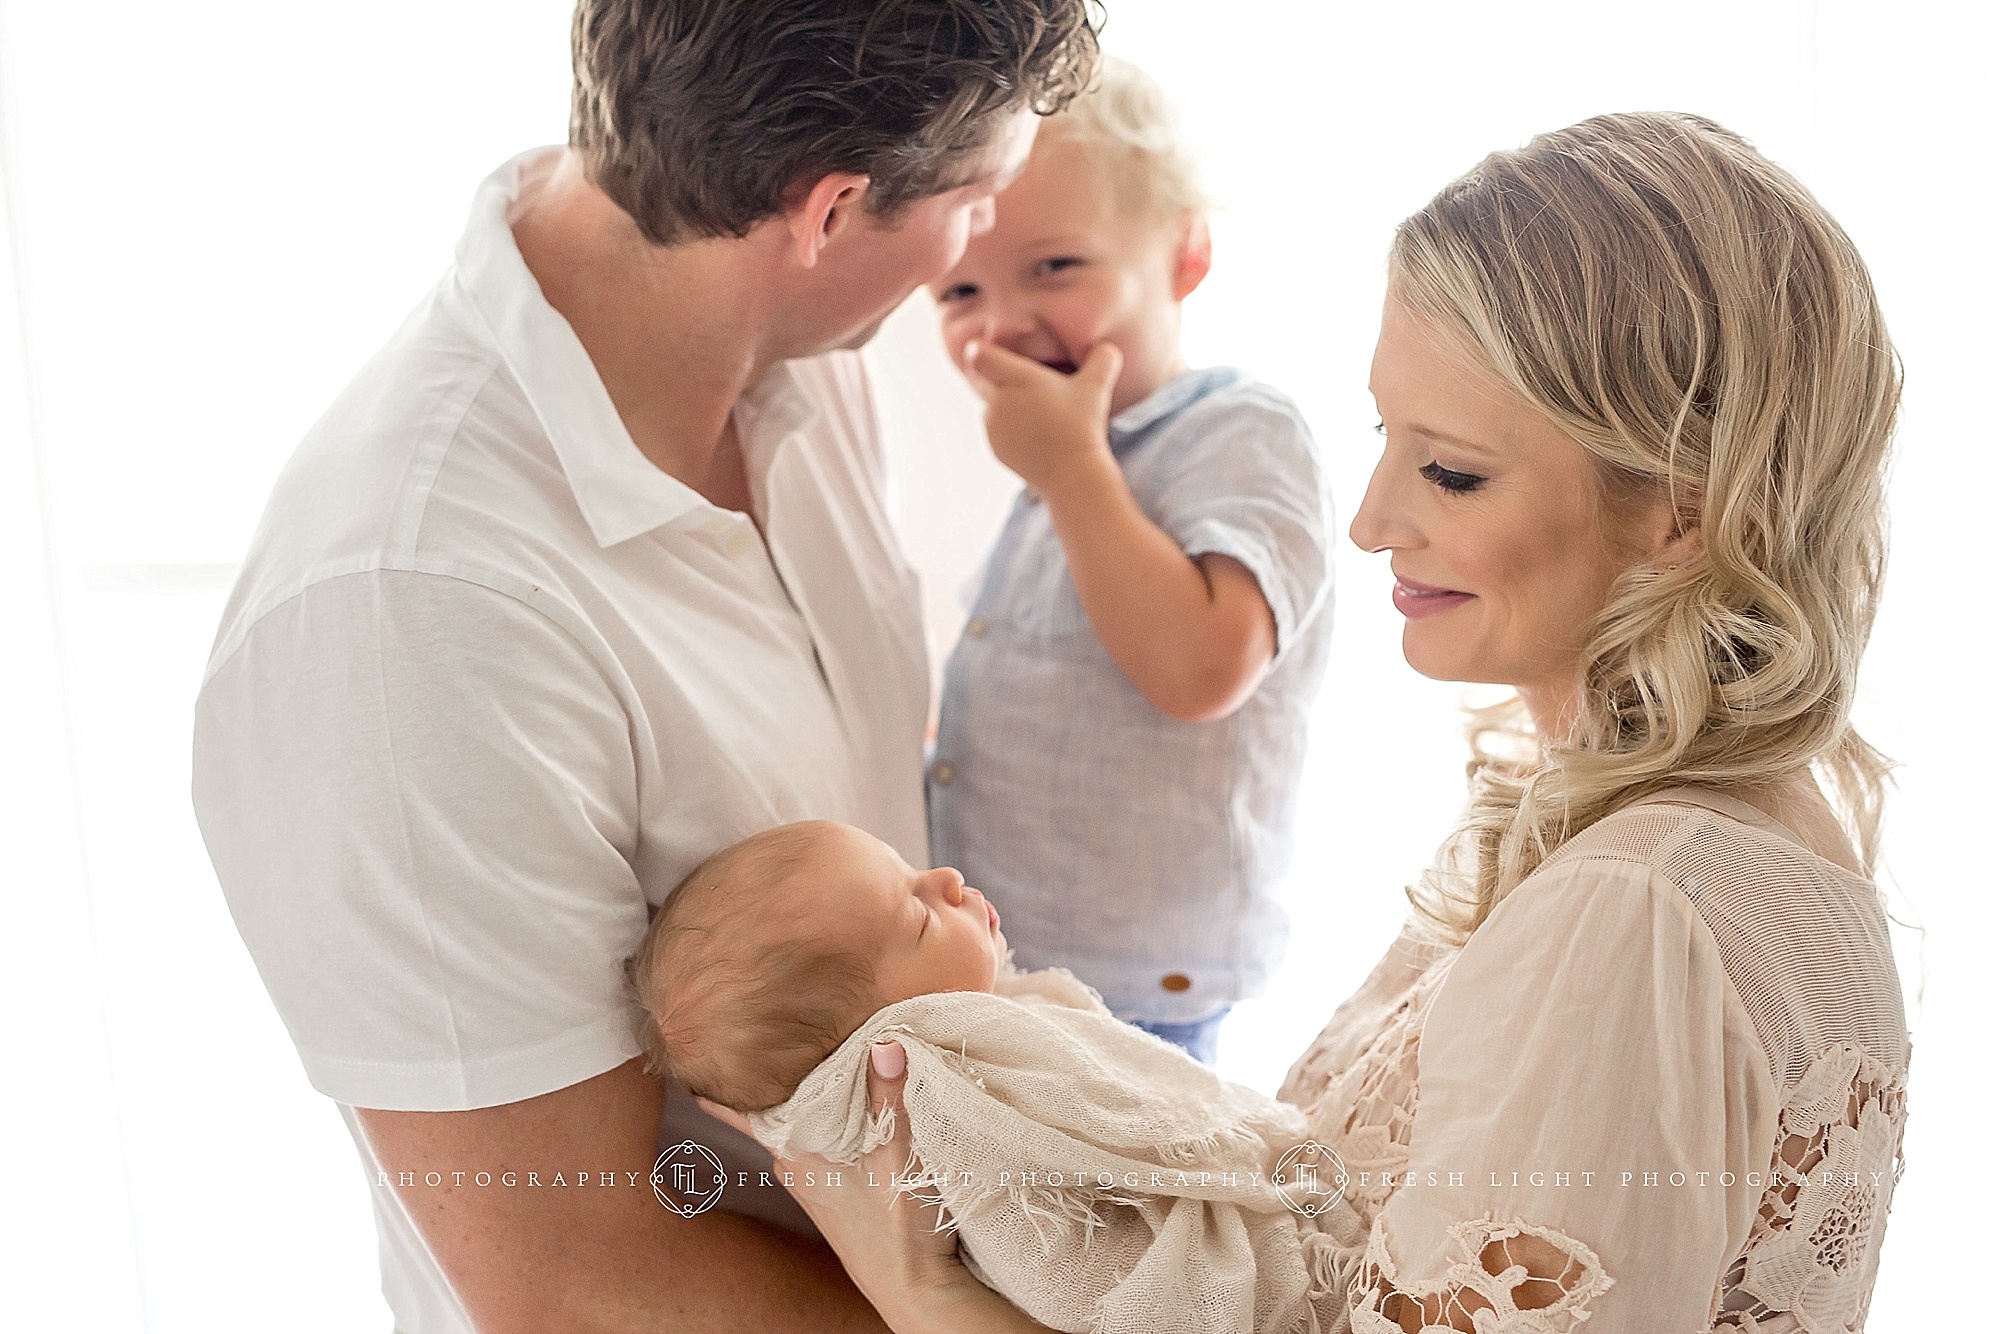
top-left (931, 56), bottom-right (1212, 415)
top-left (629, 820), bottom-right (1008, 1112)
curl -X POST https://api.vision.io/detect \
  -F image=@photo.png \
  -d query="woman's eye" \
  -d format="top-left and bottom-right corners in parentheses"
top-left (937, 283), bottom-right (978, 303)
top-left (1419, 461), bottom-right (1484, 493)
top-left (1034, 256), bottom-right (1083, 279)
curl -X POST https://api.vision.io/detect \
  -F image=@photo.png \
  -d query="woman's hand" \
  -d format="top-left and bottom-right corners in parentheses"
top-left (698, 1040), bottom-right (971, 1332)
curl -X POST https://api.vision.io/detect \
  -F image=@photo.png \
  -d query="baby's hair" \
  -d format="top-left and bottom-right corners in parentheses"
top-left (627, 823), bottom-right (879, 1113)
top-left (1038, 54), bottom-right (1209, 219)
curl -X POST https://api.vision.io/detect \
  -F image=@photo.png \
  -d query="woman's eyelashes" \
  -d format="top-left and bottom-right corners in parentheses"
top-left (1419, 461), bottom-right (1485, 493)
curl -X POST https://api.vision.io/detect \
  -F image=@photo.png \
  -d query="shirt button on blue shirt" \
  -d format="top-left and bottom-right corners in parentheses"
top-left (965, 617), bottom-right (989, 638)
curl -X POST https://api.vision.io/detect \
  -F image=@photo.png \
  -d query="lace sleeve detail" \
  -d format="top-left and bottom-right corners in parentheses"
top-left (1714, 1045), bottom-right (1908, 1330)
top-left (1349, 1217), bottom-right (1614, 1332)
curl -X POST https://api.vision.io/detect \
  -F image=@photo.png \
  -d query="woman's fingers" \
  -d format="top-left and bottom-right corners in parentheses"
top-left (866, 1040), bottom-right (910, 1149)
top-left (863, 1040), bottom-right (915, 1182)
top-left (869, 1037), bottom-right (907, 1097)
top-left (693, 1095), bottom-right (756, 1138)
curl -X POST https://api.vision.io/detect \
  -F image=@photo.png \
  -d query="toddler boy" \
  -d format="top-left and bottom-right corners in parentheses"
top-left (926, 59), bottom-right (1334, 1063)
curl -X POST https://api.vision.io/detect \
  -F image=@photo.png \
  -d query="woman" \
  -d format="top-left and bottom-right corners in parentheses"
top-left (724, 111), bottom-right (1911, 1331)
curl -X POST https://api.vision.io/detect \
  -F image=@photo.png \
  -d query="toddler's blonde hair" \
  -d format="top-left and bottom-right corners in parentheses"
top-left (1038, 55), bottom-right (1208, 219)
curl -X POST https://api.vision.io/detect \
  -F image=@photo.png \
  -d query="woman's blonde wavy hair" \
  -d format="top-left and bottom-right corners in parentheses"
top-left (1391, 112), bottom-right (1900, 945)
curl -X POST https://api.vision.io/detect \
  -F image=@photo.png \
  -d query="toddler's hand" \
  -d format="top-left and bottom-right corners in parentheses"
top-left (965, 340), bottom-right (1123, 501)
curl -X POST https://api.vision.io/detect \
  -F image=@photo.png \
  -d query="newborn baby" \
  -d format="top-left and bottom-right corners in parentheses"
top-left (631, 822), bottom-right (1349, 1334)
top-left (628, 819), bottom-right (1010, 1112)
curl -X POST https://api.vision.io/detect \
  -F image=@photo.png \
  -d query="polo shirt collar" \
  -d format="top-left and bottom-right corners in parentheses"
top-left (452, 148), bottom-right (759, 549)
top-left (1107, 364), bottom-right (1248, 454)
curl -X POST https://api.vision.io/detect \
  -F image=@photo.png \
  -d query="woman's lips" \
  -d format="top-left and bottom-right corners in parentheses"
top-left (1392, 576), bottom-right (1475, 619)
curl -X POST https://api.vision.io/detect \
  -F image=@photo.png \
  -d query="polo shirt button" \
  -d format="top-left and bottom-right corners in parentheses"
top-left (1160, 972), bottom-right (1191, 993)
top-left (931, 760), bottom-right (957, 786)
top-left (1023, 490), bottom-right (1042, 507)
top-left (965, 617), bottom-right (989, 639)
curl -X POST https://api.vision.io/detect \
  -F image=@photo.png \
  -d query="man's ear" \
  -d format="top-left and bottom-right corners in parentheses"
top-left (1172, 214), bottom-right (1213, 300)
top-left (785, 172), bottom-right (873, 270)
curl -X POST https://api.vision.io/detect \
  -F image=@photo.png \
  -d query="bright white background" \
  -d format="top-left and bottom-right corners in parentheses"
top-left (1, 2), bottom-right (1991, 1329)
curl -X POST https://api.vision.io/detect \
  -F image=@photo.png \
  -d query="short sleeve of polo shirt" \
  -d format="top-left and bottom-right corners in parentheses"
top-left (1147, 388), bottom-right (1332, 656)
top-left (192, 567), bottom-right (649, 1112)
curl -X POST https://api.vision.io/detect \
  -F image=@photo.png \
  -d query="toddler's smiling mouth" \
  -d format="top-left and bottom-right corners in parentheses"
top-left (1037, 356), bottom-right (1079, 375)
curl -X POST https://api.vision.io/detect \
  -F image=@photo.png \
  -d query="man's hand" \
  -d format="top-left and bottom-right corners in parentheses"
top-left (965, 340), bottom-right (1124, 500)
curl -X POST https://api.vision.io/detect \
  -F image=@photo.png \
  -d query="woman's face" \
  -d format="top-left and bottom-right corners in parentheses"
top-left (1350, 296), bottom-right (1672, 720)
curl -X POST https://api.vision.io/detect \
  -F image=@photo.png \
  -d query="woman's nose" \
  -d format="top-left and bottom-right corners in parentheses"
top-left (1349, 450), bottom-right (1412, 554)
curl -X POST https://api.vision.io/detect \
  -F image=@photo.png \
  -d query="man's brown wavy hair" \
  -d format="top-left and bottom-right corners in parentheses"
top-left (570, 0), bottom-right (1103, 246)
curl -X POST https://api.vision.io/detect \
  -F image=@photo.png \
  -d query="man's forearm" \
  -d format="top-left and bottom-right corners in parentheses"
top-left (358, 1061), bottom-right (890, 1334)
top-left (883, 1271), bottom-right (1058, 1334)
top-left (391, 1193), bottom-right (889, 1334)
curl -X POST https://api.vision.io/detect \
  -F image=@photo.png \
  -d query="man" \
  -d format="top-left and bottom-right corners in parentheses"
top-left (191, 3), bottom-right (1099, 1330)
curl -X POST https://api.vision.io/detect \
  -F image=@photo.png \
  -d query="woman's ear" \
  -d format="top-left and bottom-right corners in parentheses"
top-left (1639, 488), bottom-right (1703, 565)
top-left (1172, 214), bottom-right (1213, 300)
top-left (1658, 522), bottom-right (1704, 565)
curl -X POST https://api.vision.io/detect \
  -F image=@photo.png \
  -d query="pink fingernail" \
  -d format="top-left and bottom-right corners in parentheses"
top-left (870, 1041), bottom-right (906, 1079)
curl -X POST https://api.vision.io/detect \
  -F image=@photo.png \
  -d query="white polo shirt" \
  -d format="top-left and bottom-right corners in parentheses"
top-left (192, 149), bottom-right (931, 1332)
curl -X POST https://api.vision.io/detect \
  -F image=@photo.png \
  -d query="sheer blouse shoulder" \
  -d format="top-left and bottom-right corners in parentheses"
top-left (1282, 793), bottom-right (1910, 1332)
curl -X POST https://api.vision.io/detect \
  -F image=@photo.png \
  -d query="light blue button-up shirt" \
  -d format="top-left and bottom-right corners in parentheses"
top-left (929, 366), bottom-right (1335, 1023)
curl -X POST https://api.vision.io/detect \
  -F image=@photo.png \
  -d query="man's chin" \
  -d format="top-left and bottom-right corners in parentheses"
top-left (834, 315), bottom-right (891, 352)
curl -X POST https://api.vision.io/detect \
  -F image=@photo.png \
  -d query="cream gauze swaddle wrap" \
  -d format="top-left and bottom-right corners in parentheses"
top-left (749, 966), bottom-right (1333, 1334)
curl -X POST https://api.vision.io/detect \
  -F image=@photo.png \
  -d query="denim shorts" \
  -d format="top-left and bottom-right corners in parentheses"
top-left (1131, 1007), bottom-right (1230, 1066)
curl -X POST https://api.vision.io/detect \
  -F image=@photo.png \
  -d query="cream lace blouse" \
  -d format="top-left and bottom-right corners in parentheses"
top-left (1278, 789), bottom-right (1909, 1332)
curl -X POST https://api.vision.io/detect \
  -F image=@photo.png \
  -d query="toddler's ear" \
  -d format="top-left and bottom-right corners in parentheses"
top-left (1173, 215), bottom-right (1213, 300)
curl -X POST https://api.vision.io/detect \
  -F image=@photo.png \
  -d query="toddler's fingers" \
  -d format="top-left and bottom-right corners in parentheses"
top-left (1077, 341), bottom-right (1124, 394)
top-left (959, 344), bottom-right (999, 404)
top-left (968, 338), bottom-right (1050, 389)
